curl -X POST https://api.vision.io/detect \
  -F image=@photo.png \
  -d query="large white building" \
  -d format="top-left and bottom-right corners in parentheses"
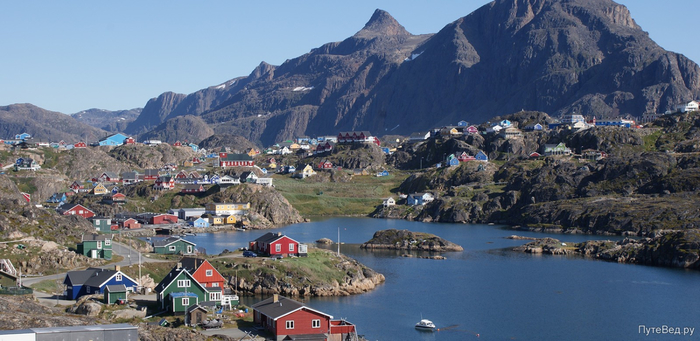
top-left (676, 101), bottom-right (699, 113)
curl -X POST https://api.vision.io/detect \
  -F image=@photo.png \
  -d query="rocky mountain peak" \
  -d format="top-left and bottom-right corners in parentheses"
top-left (354, 9), bottom-right (410, 39)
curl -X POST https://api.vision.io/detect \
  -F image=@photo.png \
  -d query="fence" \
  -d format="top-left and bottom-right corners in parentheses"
top-left (0, 286), bottom-right (33, 295)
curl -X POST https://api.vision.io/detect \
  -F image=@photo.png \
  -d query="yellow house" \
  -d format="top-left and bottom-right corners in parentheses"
top-left (246, 148), bottom-right (260, 157)
top-left (269, 162), bottom-right (277, 169)
top-left (183, 160), bottom-right (194, 167)
top-left (209, 216), bottom-right (224, 225)
top-left (224, 215), bottom-right (237, 224)
top-left (205, 202), bottom-right (251, 216)
top-left (289, 142), bottom-right (301, 150)
top-left (301, 164), bottom-right (316, 178)
top-left (92, 183), bottom-right (109, 195)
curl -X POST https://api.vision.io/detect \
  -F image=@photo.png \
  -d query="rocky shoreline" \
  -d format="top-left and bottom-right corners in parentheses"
top-left (360, 229), bottom-right (463, 252)
top-left (512, 229), bottom-right (700, 269)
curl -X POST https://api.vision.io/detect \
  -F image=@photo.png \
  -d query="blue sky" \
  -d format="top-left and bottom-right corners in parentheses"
top-left (1, 0), bottom-right (697, 114)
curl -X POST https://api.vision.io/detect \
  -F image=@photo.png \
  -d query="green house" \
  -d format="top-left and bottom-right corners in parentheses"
top-left (152, 237), bottom-right (196, 255)
top-left (89, 217), bottom-right (114, 233)
top-left (154, 265), bottom-right (209, 313)
top-left (543, 142), bottom-right (572, 156)
top-left (77, 234), bottom-right (112, 260)
top-left (104, 284), bottom-right (128, 304)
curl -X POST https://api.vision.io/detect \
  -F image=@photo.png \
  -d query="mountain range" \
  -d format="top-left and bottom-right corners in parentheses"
top-left (3, 0), bottom-right (700, 146)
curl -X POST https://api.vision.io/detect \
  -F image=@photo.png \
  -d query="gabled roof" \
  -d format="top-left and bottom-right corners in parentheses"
top-left (64, 268), bottom-right (137, 288)
top-left (220, 153), bottom-right (253, 161)
top-left (252, 296), bottom-right (332, 321)
top-left (253, 232), bottom-right (299, 245)
top-left (105, 284), bottom-right (127, 292)
top-left (153, 237), bottom-right (196, 248)
top-left (155, 267), bottom-right (209, 295)
top-left (58, 203), bottom-right (92, 213)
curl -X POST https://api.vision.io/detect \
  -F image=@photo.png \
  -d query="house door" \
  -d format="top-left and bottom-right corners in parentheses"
top-left (91, 249), bottom-right (97, 259)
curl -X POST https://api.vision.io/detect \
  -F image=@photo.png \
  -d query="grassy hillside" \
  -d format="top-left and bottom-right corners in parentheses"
top-left (272, 171), bottom-right (407, 216)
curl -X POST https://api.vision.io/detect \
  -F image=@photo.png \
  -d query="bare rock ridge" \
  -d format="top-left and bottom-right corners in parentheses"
top-left (117, 0), bottom-right (699, 147)
top-left (360, 229), bottom-right (464, 252)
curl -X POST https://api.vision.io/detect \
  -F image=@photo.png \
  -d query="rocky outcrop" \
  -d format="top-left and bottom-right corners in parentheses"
top-left (231, 249), bottom-right (385, 297)
top-left (360, 229), bottom-right (463, 252)
top-left (515, 230), bottom-right (700, 269)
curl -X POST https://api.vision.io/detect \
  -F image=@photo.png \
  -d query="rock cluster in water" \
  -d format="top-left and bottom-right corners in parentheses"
top-left (360, 229), bottom-right (463, 252)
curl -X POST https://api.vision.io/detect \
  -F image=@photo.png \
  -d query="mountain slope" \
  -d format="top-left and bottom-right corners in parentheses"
top-left (72, 108), bottom-right (141, 133)
top-left (126, 1), bottom-right (700, 146)
top-left (0, 104), bottom-right (107, 142)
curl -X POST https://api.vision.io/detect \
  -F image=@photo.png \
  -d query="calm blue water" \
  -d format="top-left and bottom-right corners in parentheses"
top-left (169, 218), bottom-right (700, 340)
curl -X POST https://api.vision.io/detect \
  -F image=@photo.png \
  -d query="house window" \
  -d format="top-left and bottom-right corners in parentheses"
top-left (182, 297), bottom-right (189, 306)
top-left (86, 287), bottom-right (90, 293)
top-left (169, 246), bottom-right (176, 251)
top-left (97, 241), bottom-right (102, 249)
top-left (275, 244), bottom-right (281, 252)
top-left (289, 244), bottom-right (294, 252)
top-left (105, 240), bottom-right (111, 246)
top-left (177, 280), bottom-right (191, 288)
top-left (312, 319), bottom-right (321, 328)
top-left (206, 269), bottom-right (213, 277)
top-left (209, 292), bottom-right (221, 301)
top-left (115, 274), bottom-right (122, 281)
top-left (286, 320), bottom-right (294, 329)
top-left (212, 282), bottom-right (219, 287)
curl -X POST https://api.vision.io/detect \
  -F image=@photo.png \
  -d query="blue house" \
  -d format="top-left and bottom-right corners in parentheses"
top-left (475, 151), bottom-right (489, 161)
top-left (188, 143), bottom-right (199, 152)
top-left (15, 133), bottom-right (31, 140)
top-left (376, 170), bottom-right (389, 177)
top-left (46, 193), bottom-right (67, 204)
top-left (98, 133), bottom-right (129, 146)
top-left (63, 267), bottom-right (138, 300)
top-left (190, 217), bottom-right (210, 228)
top-left (457, 120), bottom-right (468, 127)
top-left (381, 147), bottom-right (391, 154)
top-left (447, 157), bottom-right (460, 167)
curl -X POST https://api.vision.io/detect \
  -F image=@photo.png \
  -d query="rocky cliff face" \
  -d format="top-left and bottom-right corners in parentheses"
top-left (360, 229), bottom-right (464, 252)
top-left (0, 104), bottom-right (106, 143)
top-left (124, 0), bottom-right (699, 146)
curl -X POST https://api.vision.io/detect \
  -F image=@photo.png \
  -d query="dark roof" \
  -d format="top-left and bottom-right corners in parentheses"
top-left (221, 153), bottom-right (253, 161)
top-left (284, 334), bottom-right (328, 341)
top-left (105, 284), bottom-right (127, 292)
top-left (252, 295), bottom-right (332, 320)
top-left (153, 237), bottom-right (195, 248)
top-left (145, 169), bottom-right (160, 176)
top-left (254, 232), bottom-right (285, 244)
top-left (179, 257), bottom-right (207, 273)
top-left (82, 234), bottom-right (110, 242)
top-left (65, 268), bottom-right (121, 287)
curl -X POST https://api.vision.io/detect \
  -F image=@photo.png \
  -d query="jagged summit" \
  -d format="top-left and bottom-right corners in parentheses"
top-left (354, 9), bottom-right (411, 38)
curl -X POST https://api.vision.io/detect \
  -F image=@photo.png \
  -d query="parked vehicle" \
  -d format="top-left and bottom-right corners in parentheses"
top-left (243, 251), bottom-right (257, 257)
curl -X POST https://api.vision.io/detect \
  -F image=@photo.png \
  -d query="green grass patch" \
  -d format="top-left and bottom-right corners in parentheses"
top-left (30, 278), bottom-right (65, 294)
top-left (273, 172), bottom-right (408, 216)
top-left (121, 260), bottom-right (176, 284)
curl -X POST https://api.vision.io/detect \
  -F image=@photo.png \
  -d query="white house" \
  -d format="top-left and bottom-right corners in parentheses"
top-left (382, 197), bottom-right (396, 207)
top-left (676, 101), bottom-right (699, 113)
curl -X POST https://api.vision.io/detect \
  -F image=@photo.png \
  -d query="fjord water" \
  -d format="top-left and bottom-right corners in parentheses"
top-left (182, 218), bottom-right (700, 340)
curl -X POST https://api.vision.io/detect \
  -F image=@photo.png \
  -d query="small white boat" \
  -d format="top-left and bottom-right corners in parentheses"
top-left (415, 319), bottom-right (436, 331)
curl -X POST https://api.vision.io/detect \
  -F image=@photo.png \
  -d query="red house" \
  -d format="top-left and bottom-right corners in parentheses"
top-left (69, 181), bottom-right (85, 192)
top-left (317, 160), bottom-right (333, 169)
top-left (457, 152), bottom-right (476, 162)
top-left (175, 170), bottom-right (189, 179)
top-left (148, 214), bottom-right (178, 225)
top-left (74, 141), bottom-right (87, 148)
top-left (180, 257), bottom-right (226, 297)
top-left (249, 232), bottom-right (302, 257)
top-left (172, 141), bottom-right (182, 147)
top-left (218, 153), bottom-right (255, 168)
top-left (154, 176), bottom-right (175, 190)
top-left (57, 203), bottom-right (95, 219)
top-left (181, 184), bottom-right (205, 193)
top-left (466, 125), bottom-right (479, 134)
top-left (252, 295), bottom-right (357, 341)
top-left (118, 218), bottom-right (141, 229)
top-left (144, 169), bottom-right (160, 181)
top-left (124, 137), bottom-right (136, 144)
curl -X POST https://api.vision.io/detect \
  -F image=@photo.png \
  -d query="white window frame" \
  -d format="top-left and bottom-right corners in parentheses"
top-left (96, 241), bottom-right (102, 249)
top-left (105, 240), bottom-right (111, 246)
top-left (115, 273), bottom-right (122, 281)
top-left (206, 269), bottom-right (213, 277)
top-left (169, 245), bottom-right (176, 251)
top-left (275, 244), bottom-right (281, 252)
top-left (312, 319), bottom-right (321, 328)
top-left (212, 282), bottom-right (219, 287)
top-left (177, 280), bottom-right (191, 288)
top-left (209, 292), bottom-right (221, 301)
top-left (289, 243), bottom-right (295, 252)
top-left (182, 297), bottom-right (189, 306)
top-left (286, 320), bottom-right (294, 329)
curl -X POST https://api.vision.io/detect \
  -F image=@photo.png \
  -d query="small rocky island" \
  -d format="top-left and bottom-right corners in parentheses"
top-left (512, 230), bottom-right (700, 269)
top-left (360, 229), bottom-right (463, 252)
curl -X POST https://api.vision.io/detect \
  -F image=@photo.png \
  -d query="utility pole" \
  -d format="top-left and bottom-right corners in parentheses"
top-left (337, 227), bottom-right (340, 257)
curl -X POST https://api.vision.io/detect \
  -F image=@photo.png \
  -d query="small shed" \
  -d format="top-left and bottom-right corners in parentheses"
top-left (104, 284), bottom-right (128, 304)
top-left (186, 304), bottom-right (209, 326)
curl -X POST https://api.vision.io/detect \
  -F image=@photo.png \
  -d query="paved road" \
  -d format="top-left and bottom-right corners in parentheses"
top-left (23, 242), bottom-right (167, 287)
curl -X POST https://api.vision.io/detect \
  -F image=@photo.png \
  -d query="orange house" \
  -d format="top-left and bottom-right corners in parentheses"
top-left (180, 257), bottom-right (226, 300)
